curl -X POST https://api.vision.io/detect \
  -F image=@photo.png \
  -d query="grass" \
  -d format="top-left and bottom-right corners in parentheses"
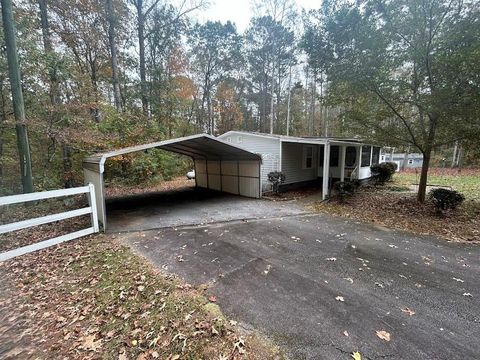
top-left (0, 234), bottom-right (283, 359)
top-left (393, 168), bottom-right (480, 200)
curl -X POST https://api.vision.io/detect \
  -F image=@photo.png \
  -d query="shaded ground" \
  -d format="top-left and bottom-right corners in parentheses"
top-left (106, 187), bottom-right (306, 232)
top-left (122, 213), bottom-right (480, 360)
top-left (0, 235), bottom-right (282, 360)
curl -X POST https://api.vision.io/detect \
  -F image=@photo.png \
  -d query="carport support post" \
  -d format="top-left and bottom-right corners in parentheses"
top-left (322, 142), bottom-right (330, 200)
top-left (339, 145), bottom-right (346, 182)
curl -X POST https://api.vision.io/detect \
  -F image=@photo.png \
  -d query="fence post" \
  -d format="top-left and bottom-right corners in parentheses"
top-left (88, 183), bottom-right (99, 233)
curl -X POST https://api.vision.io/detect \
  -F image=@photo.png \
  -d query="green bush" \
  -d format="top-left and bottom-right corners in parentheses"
top-left (429, 188), bottom-right (465, 214)
top-left (370, 162), bottom-right (397, 185)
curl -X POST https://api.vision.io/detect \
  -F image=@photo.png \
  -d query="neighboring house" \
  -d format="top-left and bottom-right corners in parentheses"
top-left (380, 152), bottom-right (423, 170)
top-left (217, 131), bottom-right (381, 199)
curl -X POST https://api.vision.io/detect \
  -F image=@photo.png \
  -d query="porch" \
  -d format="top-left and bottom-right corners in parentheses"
top-left (280, 140), bottom-right (381, 200)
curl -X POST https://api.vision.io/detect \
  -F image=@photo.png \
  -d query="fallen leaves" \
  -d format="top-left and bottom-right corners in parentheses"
top-left (351, 351), bottom-right (362, 360)
top-left (0, 235), bottom-right (279, 360)
top-left (81, 334), bottom-right (102, 351)
top-left (401, 307), bottom-right (416, 316)
top-left (375, 330), bottom-right (391, 342)
top-left (208, 295), bottom-right (217, 302)
top-left (335, 296), bottom-right (345, 302)
top-left (326, 257), bottom-right (337, 261)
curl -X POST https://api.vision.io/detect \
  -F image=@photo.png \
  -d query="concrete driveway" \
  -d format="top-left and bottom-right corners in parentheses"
top-left (106, 188), bottom-right (306, 232)
top-left (120, 211), bottom-right (479, 359)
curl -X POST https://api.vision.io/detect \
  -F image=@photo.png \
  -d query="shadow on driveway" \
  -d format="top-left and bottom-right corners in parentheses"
top-left (106, 187), bottom-right (306, 232)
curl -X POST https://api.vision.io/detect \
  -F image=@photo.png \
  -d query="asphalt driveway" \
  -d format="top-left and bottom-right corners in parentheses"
top-left (121, 213), bottom-right (479, 359)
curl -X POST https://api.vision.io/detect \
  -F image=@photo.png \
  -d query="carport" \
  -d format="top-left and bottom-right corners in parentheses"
top-left (83, 134), bottom-right (262, 230)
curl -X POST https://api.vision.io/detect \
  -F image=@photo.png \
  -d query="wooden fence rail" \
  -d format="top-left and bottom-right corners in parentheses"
top-left (0, 183), bottom-right (99, 262)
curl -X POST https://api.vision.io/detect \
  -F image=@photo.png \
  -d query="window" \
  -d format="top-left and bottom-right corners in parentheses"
top-left (303, 146), bottom-right (314, 169)
top-left (225, 137), bottom-right (232, 143)
top-left (361, 146), bottom-right (372, 167)
top-left (329, 146), bottom-right (339, 167)
top-left (319, 146), bottom-right (324, 166)
top-left (345, 146), bottom-right (357, 167)
top-left (408, 159), bottom-right (414, 165)
top-left (237, 136), bottom-right (243, 143)
top-left (372, 147), bottom-right (380, 165)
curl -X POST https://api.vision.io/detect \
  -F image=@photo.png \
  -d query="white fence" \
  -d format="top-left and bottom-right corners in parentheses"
top-left (0, 183), bottom-right (99, 262)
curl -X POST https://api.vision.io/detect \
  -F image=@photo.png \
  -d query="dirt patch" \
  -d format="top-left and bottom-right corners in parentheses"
top-left (312, 185), bottom-right (480, 243)
top-left (0, 235), bottom-right (283, 359)
top-left (106, 177), bottom-right (194, 199)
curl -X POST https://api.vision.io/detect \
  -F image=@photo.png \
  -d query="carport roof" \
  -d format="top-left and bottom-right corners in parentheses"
top-left (83, 134), bottom-right (261, 173)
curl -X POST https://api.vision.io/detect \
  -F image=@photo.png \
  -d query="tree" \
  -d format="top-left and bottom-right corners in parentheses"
top-left (106, 0), bottom-right (122, 112)
top-left (129, 0), bottom-right (204, 117)
top-left (189, 21), bottom-right (243, 134)
top-left (244, 16), bottom-right (295, 134)
top-left (303, 0), bottom-right (480, 202)
top-left (1, 0), bottom-right (34, 193)
top-left (214, 81), bottom-right (244, 134)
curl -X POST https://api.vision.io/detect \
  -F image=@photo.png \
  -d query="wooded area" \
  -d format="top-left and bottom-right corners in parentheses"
top-left (0, 0), bottom-right (479, 202)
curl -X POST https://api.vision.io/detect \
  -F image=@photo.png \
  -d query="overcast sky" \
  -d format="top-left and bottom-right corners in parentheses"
top-left (192, 0), bottom-right (321, 32)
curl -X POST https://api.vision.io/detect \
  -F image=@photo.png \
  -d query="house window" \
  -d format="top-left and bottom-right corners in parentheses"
top-left (372, 147), bottom-right (380, 165)
top-left (237, 136), bottom-right (243, 143)
top-left (408, 159), bottom-right (414, 165)
top-left (361, 146), bottom-right (372, 167)
top-left (330, 146), bottom-right (339, 167)
top-left (345, 146), bottom-right (357, 167)
top-left (303, 146), bottom-right (314, 169)
top-left (225, 137), bottom-right (232, 143)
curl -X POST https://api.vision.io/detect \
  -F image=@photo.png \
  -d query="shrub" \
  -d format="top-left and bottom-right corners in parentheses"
top-left (370, 162), bottom-right (397, 185)
top-left (333, 180), bottom-right (357, 202)
top-left (429, 188), bottom-right (465, 214)
top-left (267, 171), bottom-right (286, 194)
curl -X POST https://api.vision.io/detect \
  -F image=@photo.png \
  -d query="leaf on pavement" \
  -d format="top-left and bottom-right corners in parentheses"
top-left (401, 307), bottom-right (415, 316)
top-left (208, 295), bottom-right (217, 302)
top-left (351, 351), bottom-right (362, 360)
top-left (335, 296), bottom-right (345, 302)
top-left (343, 330), bottom-right (349, 337)
top-left (375, 330), bottom-right (391, 341)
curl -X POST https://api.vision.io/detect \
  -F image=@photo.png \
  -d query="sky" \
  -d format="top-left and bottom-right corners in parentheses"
top-left (193, 0), bottom-right (321, 32)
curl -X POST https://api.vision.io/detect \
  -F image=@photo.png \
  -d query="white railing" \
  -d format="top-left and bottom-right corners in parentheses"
top-left (0, 183), bottom-right (99, 262)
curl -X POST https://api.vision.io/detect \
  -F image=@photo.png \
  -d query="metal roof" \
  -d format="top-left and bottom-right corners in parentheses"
top-left (83, 133), bottom-right (262, 173)
top-left (219, 131), bottom-right (376, 146)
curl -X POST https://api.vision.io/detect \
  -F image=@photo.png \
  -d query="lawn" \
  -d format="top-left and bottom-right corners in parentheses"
top-left (393, 168), bottom-right (480, 200)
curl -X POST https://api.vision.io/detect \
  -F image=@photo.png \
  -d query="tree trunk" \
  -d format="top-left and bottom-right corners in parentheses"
top-left (417, 147), bottom-right (431, 202)
top-left (106, 0), bottom-right (122, 112)
top-left (136, 2), bottom-right (148, 117)
top-left (2, 0), bottom-right (34, 193)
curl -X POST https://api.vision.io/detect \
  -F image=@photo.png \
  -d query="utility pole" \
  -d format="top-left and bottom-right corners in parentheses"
top-left (1, 0), bottom-right (34, 193)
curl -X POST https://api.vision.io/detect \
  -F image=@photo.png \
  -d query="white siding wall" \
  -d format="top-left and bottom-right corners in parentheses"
top-left (281, 142), bottom-right (318, 184)
top-left (218, 132), bottom-right (280, 191)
